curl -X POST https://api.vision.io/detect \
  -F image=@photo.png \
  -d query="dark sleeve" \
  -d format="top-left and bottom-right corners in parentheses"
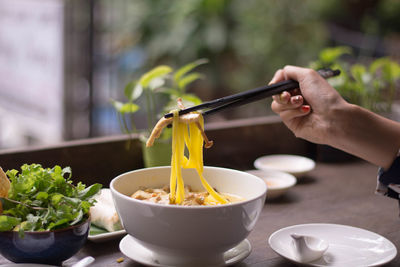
top-left (376, 156), bottom-right (400, 200)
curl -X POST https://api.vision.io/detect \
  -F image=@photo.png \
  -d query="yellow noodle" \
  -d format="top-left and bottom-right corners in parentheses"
top-left (185, 116), bottom-right (227, 204)
top-left (169, 111), bottom-right (227, 205)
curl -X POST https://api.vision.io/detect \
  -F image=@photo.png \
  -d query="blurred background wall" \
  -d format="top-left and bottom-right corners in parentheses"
top-left (0, 0), bottom-right (399, 149)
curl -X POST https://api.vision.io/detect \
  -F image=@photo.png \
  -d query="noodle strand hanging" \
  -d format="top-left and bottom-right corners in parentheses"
top-left (147, 107), bottom-right (227, 205)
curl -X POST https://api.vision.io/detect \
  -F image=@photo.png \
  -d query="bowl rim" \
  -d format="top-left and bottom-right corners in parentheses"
top-left (254, 154), bottom-right (315, 174)
top-left (0, 215), bottom-right (90, 235)
top-left (264, 176), bottom-right (296, 190)
top-left (110, 166), bottom-right (267, 209)
top-left (245, 169), bottom-right (297, 190)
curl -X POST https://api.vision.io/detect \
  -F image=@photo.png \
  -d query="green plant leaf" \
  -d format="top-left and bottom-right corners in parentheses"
top-left (350, 64), bottom-right (367, 84)
top-left (132, 84), bottom-right (144, 100)
top-left (110, 99), bottom-right (124, 112)
top-left (369, 57), bottom-right (389, 74)
top-left (178, 73), bottom-right (205, 90)
top-left (139, 65), bottom-right (172, 88)
top-left (124, 81), bottom-right (143, 101)
top-left (392, 63), bottom-right (400, 80)
top-left (1, 164), bottom-right (102, 231)
top-left (51, 193), bottom-right (63, 206)
top-left (369, 58), bottom-right (400, 84)
top-left (384, 61), bottom-right (400, 83)
top-left (173, 58), bottom-right (209, 84)
top-left (148, 77), bottom-right (166, 91)
top-left (90, 224), bottom-right (108, 235)
top-left (62, 166), bottom-right (72, 179)
top-left (319, 46), bottom-right (352, 65)
top-left (180, 93), bottom-right (202, 106)
top-left (70, 209), bottom-right (83, 226)
top-left (36, 192), bottom-right (48, 201)
top-left (77, 183), bottom-right (102, 201)
top-left (111, 100), bottom-right (140, 114)
top-left (120, 103), bottom-right (140, 114)
top-left (0, 215), bottom-right (21, 231)
top-left (48, 218), bottom-right (69, 230)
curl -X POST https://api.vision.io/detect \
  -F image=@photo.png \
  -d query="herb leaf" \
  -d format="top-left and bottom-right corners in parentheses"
top-left (0, 164), bottom-right (102, 232)
top-left (0, 215), bottom-right (20, 231)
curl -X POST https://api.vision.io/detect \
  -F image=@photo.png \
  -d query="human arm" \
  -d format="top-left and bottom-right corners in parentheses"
top-left (270, 65), bottom-right (400, 170)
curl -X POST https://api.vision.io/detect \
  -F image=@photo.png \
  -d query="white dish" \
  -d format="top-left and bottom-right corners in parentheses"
top-left (246, 169), bottom-right (296, 199)
top-left (269, 223), bottom-right (397, 267)
top-left (88, 229), bottom-right (126, 242)
top-left (120, 235), bottom-right (251, 267)
top-left (254, 154), bottom-right (315, 177)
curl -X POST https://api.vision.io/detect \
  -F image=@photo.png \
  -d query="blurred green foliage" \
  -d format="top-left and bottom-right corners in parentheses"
top-left (310, 46), bottom-right (400, 112)
top-left (97, 0), bottom-right (400, 123)
top-left (100, 0), bottom-right (330, 116)
top-left (135, 0), bottom-right (327, 88)
top-left (111, 59), bottom-right (206, 137)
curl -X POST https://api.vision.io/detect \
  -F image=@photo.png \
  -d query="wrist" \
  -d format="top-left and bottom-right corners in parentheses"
top-left (327, 103), bottom-right (400, 168)
top-left (324, 101), bottom-right (355, 147)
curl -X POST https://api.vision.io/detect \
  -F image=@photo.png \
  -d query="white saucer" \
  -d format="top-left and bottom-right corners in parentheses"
top-left (269, 223), bottom-right (397, 267)
top-left (119, 235), bottom-right (251, 267)
top-left (254, 154), bottom-right (315, 178)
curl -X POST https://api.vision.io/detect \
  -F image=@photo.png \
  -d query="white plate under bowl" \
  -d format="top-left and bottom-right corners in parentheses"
top-left (254, 154), bottom-right (315, 178)
top-left (120, 235), bottom-right (251, 267)
top-left (246, 169), bottom-right (296, 199)
top-left (269, 223), bottom-right (397, 267)
top-left (88, 229), bottom-right (126, 242)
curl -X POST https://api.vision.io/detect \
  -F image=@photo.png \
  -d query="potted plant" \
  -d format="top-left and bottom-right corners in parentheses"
top-left (111, 59), bottom-right (207, 167)
top-left (309, 46), bottom-right (400, 161)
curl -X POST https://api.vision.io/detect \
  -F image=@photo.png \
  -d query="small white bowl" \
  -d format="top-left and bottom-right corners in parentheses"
top-left (246, 169), bottom-right (296, 199)
top-left (254, 154), bottom-right (315, 178)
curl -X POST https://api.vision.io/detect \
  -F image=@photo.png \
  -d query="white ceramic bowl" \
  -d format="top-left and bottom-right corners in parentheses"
top-left (246, 169), bottom-right (296, 199)
top-left (254, 154), bottom-right (315, 178)
top-left (110, 166), bottom-right (267, 266)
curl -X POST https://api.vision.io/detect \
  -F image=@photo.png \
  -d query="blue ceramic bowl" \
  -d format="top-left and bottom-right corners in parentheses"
top-left (0, 217), bottom-right (90, 265)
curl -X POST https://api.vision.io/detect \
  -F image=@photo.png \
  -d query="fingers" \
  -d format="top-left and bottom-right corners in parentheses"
top-left (269, 65), bottom-right (316, 85)
top-left (281, 65), bottom-right (319, 83)
top-left (269, 66), bottom-right (315, 119)
top-left (269, 67), bottom-right (302, 105)
top-left (268, 69), bottom-right (285, 85)
top-left (272, 91), bottom-right (291, 104)
top-left (271, 92), bottom-right (311, 121)
top-left (272, 92), bottom-right (303, 108)
top-left (272, 104), bottom-right (311, 121)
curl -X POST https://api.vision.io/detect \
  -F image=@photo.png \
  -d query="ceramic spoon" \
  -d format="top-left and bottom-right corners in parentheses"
top-left (291, 233), bottom-right (329, 263)
top-left (71, 256), bottom-right (95, 267)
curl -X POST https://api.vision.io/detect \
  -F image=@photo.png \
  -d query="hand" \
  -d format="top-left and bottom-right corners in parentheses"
top-left (270, 65), bottom-right (347, 145)
top-left (270, 65), bottom-right (400, 169)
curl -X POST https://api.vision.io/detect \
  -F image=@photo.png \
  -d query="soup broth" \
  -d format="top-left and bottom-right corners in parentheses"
top-left (131, 186), bottom-right (244, 206)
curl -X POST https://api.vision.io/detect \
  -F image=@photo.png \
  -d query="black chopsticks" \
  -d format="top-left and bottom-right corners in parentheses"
top-left (164, 68), bottom-right (340, 118)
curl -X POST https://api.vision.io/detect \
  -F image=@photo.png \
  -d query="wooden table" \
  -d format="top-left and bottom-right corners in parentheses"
top-left (0, 117), bottom-right (399, 266)
top-left (48, 161), bottom-right (399, 266)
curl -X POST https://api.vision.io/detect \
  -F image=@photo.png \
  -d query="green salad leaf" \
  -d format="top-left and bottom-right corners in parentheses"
top-left (0, 164), bottom-right (102, 232)
top-left (0, 215), bottom-right (20, 231)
